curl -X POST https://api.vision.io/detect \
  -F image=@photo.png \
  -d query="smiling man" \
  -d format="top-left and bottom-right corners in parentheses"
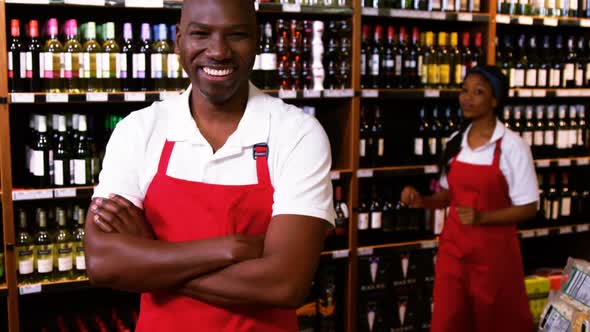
top-left (83, 0), bottom-right (335, 331)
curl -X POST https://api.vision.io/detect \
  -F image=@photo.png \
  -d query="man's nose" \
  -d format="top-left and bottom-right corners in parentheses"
top-left (206, 34), bottom-right (231, 60)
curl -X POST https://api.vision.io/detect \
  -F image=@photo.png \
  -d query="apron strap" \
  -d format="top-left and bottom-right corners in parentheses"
top-left (492, 138), bottom-right (503, 168)
top-left (157, 140), bottom-right (175, 175)
top-left (253, 143), bottom-right (271, 186)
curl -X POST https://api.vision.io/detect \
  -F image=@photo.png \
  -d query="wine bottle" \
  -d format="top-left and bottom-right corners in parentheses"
top-left (101, 22), bottom-right (121, 92)
top-left (34, 209), bottom-right (54, 282)
top-left (360, 107), bottom-right (370, 167)
top-left (560, 172), bottom-right (572, 223)
top-left (15, 209), bottom-right (35, 284)
top-left (8, 19), bottom-right (27, 92)
top-left (82, 22), bottom-right (103, 92)
top-left (523, 106), bottom-right (535, 147)
top-left (152, 24), bottom-right (170, 91)
top-left (63, 20), bottom-right (83, 93)
top-left (121, 23), bottom-right (136, 91)
top-left (26, 20), bottom-right (43, 92)
top-left (42, 18), bottom-right (63, 93)
top-left (54, 208), bottom-right (74, 281)
top-left (261, 22), bottom-right (278, 90)
top-left (369, 25), bottom-right (383, 89)
top-left (73, 207), bottom-right (86, 279)
top-left (73, 115), bottom-right (91, 186)
top-left (534, 105), bottom-right (545, 157)
top-left (545, 105), bottom-right (558, 158)
top-left (436, 32), bottom-right (451, 88)
top-left (138, 23), bottom-right (153, 91)
top-left (30, 115), bottom-right (51, 188)
top-left (423, 32), bottom-right (437, 88)
top-left (371, 106), bottom-right (385, 165)
top-left (53, 115), bottom-right (71, 187)
top-left (383, 26), bottom-right (396, 89)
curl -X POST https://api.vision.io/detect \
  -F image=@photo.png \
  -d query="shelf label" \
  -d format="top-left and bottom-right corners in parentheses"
top-left (303, 90), bottom-right (321, 98)
top-left (517, 16), bottom-right (534, 25)
top-left (340, 89), bottom-right (354, 97)
top-left (424, 89), bottom-right (440, 98)
top-left (12, 189), bottom-right (53, 201)
top-left (577, 158), bottom-right (590, 166)
top-left (11, 93), bottom-right (35, 103)
top-left (19, 284), bottom-right (42, 295)
top-left (278, 89), bottom-right (297, 99)
top-left (509, 89), bottom-right (516, 97)
top-left (46, 93), bottom-right (68, 103)
top-left (580, 89), bottom-right (590, 97)
top-left (521, 230), bottom-right (536, 239)
top-left (362, 89), bottom-right (379, 98)
top-left (282, 3), bottom-right (301, 12)
top-left (581, 19), bottom-right (590, 27)
top-left (330, 171), bottom-right (341, 180)
top-left (332, 250), bottom-right (349, 259)
top-left (125, 0), bottom-right (163, 7)
top-left (54, 188), bottom-right (76, 198)
top-left (577, 224), bottom-right (590, 232)
top-left (458, 13), bottom-right (473, 21)
top-left (536, 228), bottom-right (550, 237)
top-left (424, 165), bottom-right (439, 174)
top-left (558, 159), bottom-right (572, 167)
top-left (421, 241), bottom-right (438, 249)
top-left (124, 92), bottom-right (146, 102)
top-left (159, 91), bottom-right (181, 100)
top-left (358, 248), bottom-right (374, 257)
top-left (518, 89), bottom-right (533, 97)
top-left (430, 12), bottom-right (446, 20)
top-left (536, 160), bottom-right (551, 168)
top-left (543, 18), bottom-right (559, 26)
top-left (65, 0), bottom-right (105, 5)
top-left (86, 92), bottom-right (108, 102)
top-left (363, 7), bottom-right (379, 16)
top-left (323, 89), bottom-right (344, 98)
top-left (533, 89), bottom-right (547, 97)
top-left (496, 14), bottom-right (510, 24)
top-left (389, 9), bottom-right (405, 17)
top-left (556, 89), bottom-right (571, 97)
top-left (6, 0), bottom-right (49, 3)
top-left (357, 169), bottom-right (374, 178)
top-left (559, 226), bottom-right (574, 235)
top-left (413, 11), bottom-right (431, 19)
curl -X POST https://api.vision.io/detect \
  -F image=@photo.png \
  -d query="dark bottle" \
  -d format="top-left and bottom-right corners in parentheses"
top-left (545, 106), bottom-right (558, 158)
top-left (361, 25), bottom-right (370, 89)
top-left (289, 20), bottom-right (303, 90)
top-left (276, 20), bottom-right (290, 90)
top-left (382, 26), bottom-right (396, 89)
top-left (578, 105), bottom-right (588, 154)
top-left (513, 34), bottom-right (527, 89)
top-left (545, 173), bottom-right (560, 223)
top-left (576, 36), bottom-right (587, 87)
top-left (357, 197), bottom-right (370, 244)
top-left (430, 106), bottom-right (443, 163)
top-left (334, 186), bottom-right (349, 238)
top-left (360, 107), bottom-right (371, 167)
top-left (121, 23), bottom-right (136, 91)
top-left (138, 23), bottom-right (153, 91)
top-left (500, 35), bottom-right (515, 87)
top-left (369, 185), bottom-right (383, 237)
top-left (261, 22), bottom-right (278, 90)
top-left (526, 35), bottom-right (540, 88)
top-left (30, 115), bottom-right (51, 188)
top-left (73, 115), bottom-right (91, 186)
top-left (539, 35), bottom-right (552, 88)
top-left (551, 35), bottom-right (564, 88)
top-left (339, 20), bottom-right (352, 89)
top-left (8, 19), bottom-right (27, 92)
top-left (471, 32), bottom-right (484, 68)
top-left (460, 32), bottom-right (473, 84)
top-left (53, 115), bottom-right (72, 187)
top-left (405, 27), bottom-right (420, 88)
top-left (26, 20), bottom-right (43, 92)
top-left (395, 27), bottom-right (407, 88)
top-left (560, 172), bottom-right (572, 223)
top-left (569, 106), bottom-right (580, 156)
top-left (382, 190), bottom-right (395, 233)
top-left (369, 25), bottom-right (383, 89)
top-left (414, 106), bottom-right (429, 163)
top-left (371, 107), bottom-right (385, 166)
top-left (301, 21), bottom-right (314, 90)
top-left (533, 106), bottom-right (546, 158)
top-left (522, 106), bottom-right (535, 147)
top-left (564, 36), bottom-right (578, 88)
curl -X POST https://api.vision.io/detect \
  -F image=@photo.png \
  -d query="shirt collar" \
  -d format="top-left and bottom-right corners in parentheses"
top-left (461, 118), bottom-right (505, 151)
top-left (166, 82), bottom-right (271, 148)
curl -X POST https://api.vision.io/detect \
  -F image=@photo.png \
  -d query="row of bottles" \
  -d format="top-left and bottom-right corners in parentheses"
top-left (498, 0), bottom-right (590, 17)
top-left (502, 104), bottom-right (589, 158)
top-left (362, 0), bottom-right (482, 12)
top-left (25, 113), bottom-right (123, 188)
top-left (256, 0), bottom-right (351, 6)
top-left (253, 19), bottom-right (352, 91)
top-left (324, 185), bottom-right (350, 251)
top-left (361, 26), bottom-right (484, 89)
top-left (15, 204), bottom-right (86, 284)
top-left (497, 33), bottom-right (590, 89)
top-left (7, 19), bottom-right (189, 93)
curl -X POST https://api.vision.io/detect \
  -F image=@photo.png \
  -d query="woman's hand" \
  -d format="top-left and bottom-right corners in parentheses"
top-left (456, 206), bottom-right (480, 225)
top-left (400, 186), bottom-right (425, 209)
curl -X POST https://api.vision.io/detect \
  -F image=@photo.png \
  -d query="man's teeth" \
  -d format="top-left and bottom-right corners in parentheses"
top-left (203, 67), bottom-right (234, 77)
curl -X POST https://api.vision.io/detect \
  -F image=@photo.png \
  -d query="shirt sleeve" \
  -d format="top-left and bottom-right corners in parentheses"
top-left (272, 116), bottom-right (336, 225)
top-left (504, 137), bottom-right (540, 206)
top-left (92, 114), bottom-right (145, 209)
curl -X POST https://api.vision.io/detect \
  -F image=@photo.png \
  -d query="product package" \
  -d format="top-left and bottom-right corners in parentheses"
top-left (562, 258), bottom-right (590, 309)
top-left (539, 293), bottom-right (579, 332)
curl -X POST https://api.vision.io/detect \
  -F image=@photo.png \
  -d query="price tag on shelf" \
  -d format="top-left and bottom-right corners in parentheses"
top-left (424, 166), bottom-right (439, 174)
top-left (414, 11), bottom-right (431, 19)
top-left (509, 89), bottom-right (516, 97)
top-left (389, 9), bottom-right (404, 17)
top-left (424, 89), bottom-right (440, 98)
top-left (303, 90), bottom-right (321, 98)
top-left (518, 89), bottom-right (533, 97)
top-left (558, 159), bottom-right (572, 167)
top-left (159, 91), bottom-right (181, 100)
top-left (54, 188), bottom-right (76, 198)
top-left (340, 89), bottom-right (354, 97)
top-left (125, 0), bottom-right (163, 7)
top-left (323, 89), bottom-right (343, 98)
top-left (458, 13), bottom-right (473, 22)
top-left (536, 160), bottom-right (551, 168)
top-left (282, 3), bottom-right (301, 12)
top-left (556, 89), bottom-right (571, 97)
top-left (430, 12), bottom-right (446, 20)
top-left (543, 18), bottom-right (559, 26)
top-left (86, 92), bottom-right (108, 102)
top-left (19, 284), bottom-right (42, 295)
top-left (559, 226), bottom-right (574, 235)
top-left (577, 224), bottom-right (590, 232)
top-left (124, 92), bottom-right (146, 102)
top-left (496, 14), bottom-right (510, 24)
top-left (254, 1), bottom-right (259, 11)
top-left (363, 7), bottom-right (379, 16)
top-left (570, 89), bottom-right (583, 97)
top-left (6, 0), bottom-right (49, 3)
top-left (362, 89), bottom-right (379, 98)
top-left (580, 89), bottom-right (590, 97)
top-left (332, 250), bottom-right (349, 259)
top-left (10, 93), bottom-right (35, 103)
top-left (536, 228), bottom-right (550, 237)
top-left (358, 248), bottom-right (374, 257)
top-left (46, 93), bottom-right (68, 103)
top-left (581, 19), bottom-right (590, 27)
top-left (577, 158), bottom-right (590, 166)
top-left (65, 0), bottom-right (105, 5)
top-left (533, 89), bottom-right (547, 97)
top-left (330, 171), bottom-right (341, 180)
top-left (421, 241), bottom-right (438, 249)
top-left (517, 16), bottom-right (534, 25)
top-left (357, 170), bottom-right (374, 178)
top-left (12, 189), bottom-right (53, 201)
top-left (278, 89), bottom-right (297, 99)
top-left (520, 230), bottom-right (536, 239)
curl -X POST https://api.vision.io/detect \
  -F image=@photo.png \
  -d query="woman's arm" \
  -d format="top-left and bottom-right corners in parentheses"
top-left (456, 202), bottom-right (537, 226)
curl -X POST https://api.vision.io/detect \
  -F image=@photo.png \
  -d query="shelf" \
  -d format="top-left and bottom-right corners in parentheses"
top-left (12, 186), bottom-right (95, 201)
top-left (535, 156), bottom-right (590, 168)
top-left (262, 89), bottom-right (355, 99)
top-left (18, 278), bottom-right (91, 296)
top-left (362, 8), bottom-right (489, 22)
top-left (320, 249), bottom-right (350, 260)
top-left (255, 3), bottom-right (353, 15)
top-left (361, 88), bottom-right (460, 99)
top-left (518, 224), bottom-right (590, 239)
top-left (496, 14), bottom-right (590, 28)
top-left (509, 88), bottom-right (590, 98)
top-left (8, 91), bottom-right (182, 104)
top-left (357, 238), bottom-right (439, 256)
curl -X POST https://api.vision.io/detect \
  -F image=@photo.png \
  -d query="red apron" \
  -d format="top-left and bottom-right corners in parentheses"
top-left (136, 141), bottom-right (298, 332)
top-left (431, 138), bottom-right (533, 332)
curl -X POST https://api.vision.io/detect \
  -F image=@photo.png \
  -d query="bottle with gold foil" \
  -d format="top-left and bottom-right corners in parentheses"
top-left (82, 22), bottom-right (103, 92)
top-left (422, 32), bottom-right (437, 88)
top-left (54, 208), bottom-right (73, 281)
top-left (449, 32), bottom-right (462, 87)
top-left (436, 32), bottom-right (451, 88)
top-left (101, 22), bottom-right (121, 92)
top-left (72, 207), bottom-right (86, 279)
top-left (42, 18), bottom-right (64, 92)
top-left (63, 20), bottom-right (83, 93)
top-left (152, 24), bottom-right (171, 91)
top-left (15, 209), bottom-right (35, 284)
top-left (34, 209), bottom-right (54, 283)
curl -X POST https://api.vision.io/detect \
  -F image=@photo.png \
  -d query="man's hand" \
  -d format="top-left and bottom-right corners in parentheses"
top-left (456, 206), bottom-right (480, 225)
top-left (91, 195), bottom-right (154, 239)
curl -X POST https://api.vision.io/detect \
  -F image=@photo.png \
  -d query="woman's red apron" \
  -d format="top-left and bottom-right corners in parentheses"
top-left (136, 141), bottom-right (298, 331)
top-left (431, 138), bottom-right (533, 332)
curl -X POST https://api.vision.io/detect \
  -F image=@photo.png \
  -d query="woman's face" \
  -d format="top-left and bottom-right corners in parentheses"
top-left (459, 73), bottom-right (498, 120)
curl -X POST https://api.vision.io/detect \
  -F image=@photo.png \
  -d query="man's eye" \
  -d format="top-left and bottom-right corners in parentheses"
top-left (190, 31), bottom-right (209, 37)
top-left (229, 32), bottom-right (249, 38)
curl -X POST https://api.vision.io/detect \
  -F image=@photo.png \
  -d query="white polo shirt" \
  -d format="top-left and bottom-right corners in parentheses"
top-left (93, 83), bottom-right (336, 225)
top-left (440, 119), bottom-right (539, 206)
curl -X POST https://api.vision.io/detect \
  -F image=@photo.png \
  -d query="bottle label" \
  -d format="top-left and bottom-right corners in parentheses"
top-left (8, 51), bottom-right (13, 77)
top-left (339, 202), bottom-right (349, 219)
top-left (428, 64), bottom-right (438, 84)
top-left (119, 53), bottom-right (128, 79)
top-left (360, 138), bottom-right (366, 157)
top-left (439, 64), bottom-right (450, 85)
top-left (526, 69), bottom-right (537, 87)
top-left (551, 68), bottom-right (561, 87)
top-left (578, 129), bottom-right (584, 146)
top-left (36, 246), bottom-right (54, 273)
top-left (371, 211), bottom-right (382, 229)
top-left (134, 53), bottom-right (146, 79)
top-left (405, 59), bottom-right (416, 70)
top-left (361, 54), bottom-right (366, 76)
top-left (102, 53), bottom-right (110, 78)
top-left (64, 53), bottom-right (73, 78)
top-left (26, 52), bottom-right (34, 78)
top-left (586, 63), bottom-right (590, 85)
top-left (57, 247), bottom-right (73, 272)
top-left (544, 199), bottom-right (552, 220)
top-left (378, 138), bottom-right (385, 157)
top-left (151, 53), bottom-right (164, 79)
top-left (54, 159), bottom-right (64, 186)
top-left (395, 55), bottom-right (403, 76)
top-left (74, 159), bottom-right (88, 185)
top-left (19, 52), bottom-right (26, 78)
top-left (428, 137), bottom-right (437, 155)
top-left (552, 200), bottom-right (560, 220)
top-left (261, 53), bottom-right (277, 71)
top-left (514, 68), bottom-right (525, 87)
top-left (558, 129), bottom-right (569, 149)
top-left (76, 255), bottom-right (86, 270)
top-left (30, 150), bottom-right (45, 176)
top-left (385, 59), bottom-right (394, 69)
top-left (569, 129), bottom-right (578, 148)
top-left (534, 131), bottom-right (544, 146)
top-left (523, 132), bottom-right (533, 146)
top-left (564, 64), bottom-right (575, 84)
top-left (42, 52), bottom-right (54, 78)
top-left (414, 138), bottom-right (424, 156)
top-left (509, 68), bottom-right (516, 88)
top-left (252, 54), bottom-right (261, 71)
top-left (168, 54), bottom-right (180, 79)
top-left (418, 55), bottom-right (424, 77)
top-left (561, 197), bottom-right (571, 216)
top-left (545, 130), bottom-right (555, 146)
top-left (571, 0), bottom-right (578, 10)
top-left (370, 54), bottom-right (380, 76)
top-left (358, 213), bottom-right (369, 230)
top-left (538, 69), bottom-right (548, 87)
top-left (19, 258), bottom-right (34, 275)
top-left (454, 65), bottom-right (462, 85)
top-left (91, 156), bottom-right (100, 178)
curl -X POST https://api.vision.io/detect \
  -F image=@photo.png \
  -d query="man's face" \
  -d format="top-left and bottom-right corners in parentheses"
top-left (177, 0), bottom-right (257, 105)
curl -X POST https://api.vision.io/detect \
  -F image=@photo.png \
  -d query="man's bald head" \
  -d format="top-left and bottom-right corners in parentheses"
top-left (180, 0), bottom-right (256, 26)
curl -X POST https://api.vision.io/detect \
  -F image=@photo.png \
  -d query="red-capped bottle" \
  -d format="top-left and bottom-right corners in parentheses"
top-left (369, 25), bottom-right (383, 89)
top-left (382, 26), bottom-right (395, 89)
top-left (26, 20), bottom-right (43, 92)
top-left (461, 32), bottom-right (473, 80)
top-left (472, 32), bottom-right (483, 68)
top-left (8, 19), bottom-right (27, 92)
top-left (361, 25), bottom-right (370, 88)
